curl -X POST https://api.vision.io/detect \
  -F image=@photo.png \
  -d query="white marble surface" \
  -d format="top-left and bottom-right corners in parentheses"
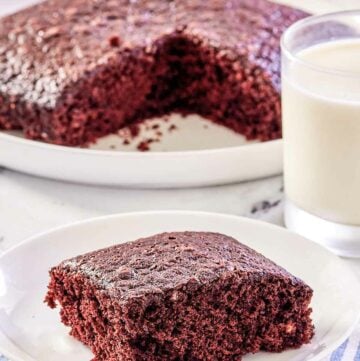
top-left (0, 168), bottom-right (284, 250)
top-left (1, 166), bottom-right (359, 274)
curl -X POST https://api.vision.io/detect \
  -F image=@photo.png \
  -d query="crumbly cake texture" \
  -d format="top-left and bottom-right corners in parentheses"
top-left (0, 0), bottom-right (307, 146)
top-left (45, 231), bottom-right (314, 361)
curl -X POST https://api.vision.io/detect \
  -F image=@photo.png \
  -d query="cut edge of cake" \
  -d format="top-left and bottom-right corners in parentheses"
top-left (45, 231), bottom-right (314, 361)
top-left (0, 0), bottom-right (308, 146)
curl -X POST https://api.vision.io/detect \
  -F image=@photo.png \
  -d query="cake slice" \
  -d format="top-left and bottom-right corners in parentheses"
top-left (45, 232), bottom-right (314, 360)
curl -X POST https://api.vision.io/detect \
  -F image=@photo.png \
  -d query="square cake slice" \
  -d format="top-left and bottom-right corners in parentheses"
top-left (45, 232), bottom-right (314, 360)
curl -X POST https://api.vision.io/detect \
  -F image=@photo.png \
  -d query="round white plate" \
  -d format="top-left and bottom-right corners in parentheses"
top-left (0, 211), bottom-right (358, 361)
top-left (0, 115), bottom-right (282, 188)
top-left (0, 1), bottom-right (355, 188)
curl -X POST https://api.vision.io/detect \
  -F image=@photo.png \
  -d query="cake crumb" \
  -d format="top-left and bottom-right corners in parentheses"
top-left (109, 35), bottom-right (121, 47)
top-left (137, 140), bottom-right (150, 151)
top-left (251, 200), bottom-right (281, 214)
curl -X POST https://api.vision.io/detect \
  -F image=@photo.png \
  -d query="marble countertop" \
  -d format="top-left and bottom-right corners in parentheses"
top-left (0, 168), bottom-right (284, 249)
top-left (1, 167), bottom-right (359, 278)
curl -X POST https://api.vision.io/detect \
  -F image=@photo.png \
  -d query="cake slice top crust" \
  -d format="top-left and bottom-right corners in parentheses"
top-left (0, 0), bottom-right (307, 108)
top-left (57, 231), bottom-right (310, 303)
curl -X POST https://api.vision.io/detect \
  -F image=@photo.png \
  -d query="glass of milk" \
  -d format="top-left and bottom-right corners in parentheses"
top-left (281, 11), bottom-right (360, 258)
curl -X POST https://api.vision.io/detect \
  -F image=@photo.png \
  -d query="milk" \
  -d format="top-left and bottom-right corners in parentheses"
top-left (282, 40), bottom-right (360, 226)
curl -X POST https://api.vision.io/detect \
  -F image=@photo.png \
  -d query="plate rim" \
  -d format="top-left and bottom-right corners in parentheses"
top-left (0, 210), bottom-right (341, 258)
top-left (0, 210), bottom-right (359, 361)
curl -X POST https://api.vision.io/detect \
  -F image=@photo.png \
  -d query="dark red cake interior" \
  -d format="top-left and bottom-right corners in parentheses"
top-left (45, 232), bottom-right (314, 361)
top-left (0, 0), bottom-right (308, 146)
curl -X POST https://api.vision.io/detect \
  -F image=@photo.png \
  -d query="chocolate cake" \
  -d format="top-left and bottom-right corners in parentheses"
top-left (0, 0), bottom-right (307, 146)
top-left (45, 232), bottom-right (314, 360)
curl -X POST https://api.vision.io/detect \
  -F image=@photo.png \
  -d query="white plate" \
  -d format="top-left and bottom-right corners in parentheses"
top-left (0, 115), bottom-right (282, 187)
top-left (0, 211), bottom-right (358, 361)
top-left (0, 0), bottom-right (346, 188)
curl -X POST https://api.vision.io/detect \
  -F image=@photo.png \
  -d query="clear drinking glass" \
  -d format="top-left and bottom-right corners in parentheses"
top-left (281, 11), bottom-right (360, 258)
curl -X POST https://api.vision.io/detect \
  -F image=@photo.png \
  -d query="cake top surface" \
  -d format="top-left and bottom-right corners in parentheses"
top-left (0, 0), bottom-right (306, 107)
top-left (59, 231), bottom-right (305, 302)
